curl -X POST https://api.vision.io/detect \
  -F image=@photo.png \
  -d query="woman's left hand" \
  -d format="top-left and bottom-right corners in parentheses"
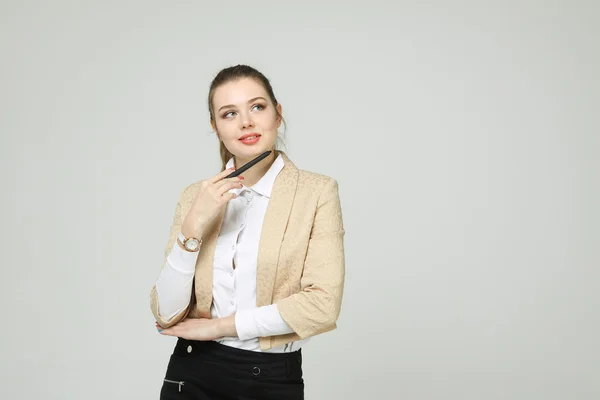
top-left (156, 318), bottom-right (221, 341)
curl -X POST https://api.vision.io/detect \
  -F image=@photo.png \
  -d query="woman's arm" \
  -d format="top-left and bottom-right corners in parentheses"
top-left (215, 178), bottom-right (345, 341)
top-left (154, 240), bottom-right (199, 320)
top-left (151, 188), bottom-right (196, 328)
top-left (230, 304), bottom-right (295, 339)
top-left (275, 178), bottom-right (346, 339)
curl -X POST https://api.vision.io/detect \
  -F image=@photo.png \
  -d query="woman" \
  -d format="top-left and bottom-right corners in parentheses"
top-left (151, 64), bottom-right (345, 399)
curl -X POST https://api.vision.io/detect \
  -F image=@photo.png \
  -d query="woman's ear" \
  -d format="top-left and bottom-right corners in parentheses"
top-left (276, 103), bottom-right (283, 127)
top-left (211, 120), bottom-right (221, 141)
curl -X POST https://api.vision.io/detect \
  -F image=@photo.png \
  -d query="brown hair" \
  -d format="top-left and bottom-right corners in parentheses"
top-left (208, 64), bottom-right (287, 170)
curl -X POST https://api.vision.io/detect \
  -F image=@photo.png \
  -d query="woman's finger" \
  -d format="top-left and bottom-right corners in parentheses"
top-left (215, 180), bottom-right (244, 197)
top-left (207, 167), bottom-right (236, 184)
top-left (159, 326), bottom-right (179, 336)
top-left (220, 192), bottom-right (237, 203)
top-left (214, 177), bottom-right (244, 190)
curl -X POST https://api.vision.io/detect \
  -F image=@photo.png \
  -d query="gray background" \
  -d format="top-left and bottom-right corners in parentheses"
top-left (1, 1), bottom-right (598, 399)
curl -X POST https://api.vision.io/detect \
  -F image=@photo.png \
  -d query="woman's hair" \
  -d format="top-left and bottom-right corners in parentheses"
top-left (208, 64), bottom-right (287, 170)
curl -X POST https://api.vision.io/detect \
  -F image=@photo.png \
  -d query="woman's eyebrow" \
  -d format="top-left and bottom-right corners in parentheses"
top-left (218, 97), bottom-right (267, 113)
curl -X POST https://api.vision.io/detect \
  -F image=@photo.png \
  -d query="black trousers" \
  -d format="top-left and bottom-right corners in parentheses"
top-left (160, 338), bottom-right (304, 400)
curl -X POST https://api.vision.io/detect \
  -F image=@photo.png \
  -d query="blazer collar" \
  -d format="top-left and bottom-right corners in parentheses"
top-left (193, 150), bottom-right (299, 316)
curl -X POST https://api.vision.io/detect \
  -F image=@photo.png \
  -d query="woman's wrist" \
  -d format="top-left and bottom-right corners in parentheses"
top-left (181, 221), bottom-right (205, 240)
top-left (217, 314), bottom-right (238, 338)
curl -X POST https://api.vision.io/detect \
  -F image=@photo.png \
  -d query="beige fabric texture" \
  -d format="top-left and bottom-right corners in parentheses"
top-left (150, 151), bottom-right (345, 350)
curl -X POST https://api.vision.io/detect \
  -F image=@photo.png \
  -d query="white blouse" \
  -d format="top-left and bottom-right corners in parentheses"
top-left (155, 154), bottom-right (309, 352)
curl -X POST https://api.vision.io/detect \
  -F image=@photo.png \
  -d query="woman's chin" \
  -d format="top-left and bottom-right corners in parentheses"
top-left (233, 143), bottom-right (274, 159)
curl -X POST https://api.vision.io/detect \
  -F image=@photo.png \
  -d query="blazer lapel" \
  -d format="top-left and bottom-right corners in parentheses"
top-left (194, 205), bottom-right (226, 318)
top-left (256, 151), bottom-right (299, 307)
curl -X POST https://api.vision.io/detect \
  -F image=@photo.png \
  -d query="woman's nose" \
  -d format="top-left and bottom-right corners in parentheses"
top-left (240, 112), bottom-right (254, 128)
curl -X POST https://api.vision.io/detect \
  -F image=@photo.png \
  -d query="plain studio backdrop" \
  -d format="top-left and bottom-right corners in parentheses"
top-left (1, 1), bottom-right (598, 399)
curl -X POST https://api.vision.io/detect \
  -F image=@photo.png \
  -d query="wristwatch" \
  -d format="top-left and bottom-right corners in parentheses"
top-left (177, 231), bottom-right (202, 252)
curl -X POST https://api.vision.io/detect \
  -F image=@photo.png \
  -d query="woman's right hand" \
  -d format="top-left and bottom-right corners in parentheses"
top-left (181, 167), bottom-right (244, 238)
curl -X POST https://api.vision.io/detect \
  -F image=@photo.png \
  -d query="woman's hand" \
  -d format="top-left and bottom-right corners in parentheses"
top-left (181, 168), bottom-right (245, 238)
top-left (156, 318), bottom-right (221, 341)
top-left (155, 315), bottom-right (237, 340)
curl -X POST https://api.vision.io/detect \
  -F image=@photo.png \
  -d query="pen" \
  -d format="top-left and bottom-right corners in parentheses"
top-left (224, 150), bottom-right (272, 178)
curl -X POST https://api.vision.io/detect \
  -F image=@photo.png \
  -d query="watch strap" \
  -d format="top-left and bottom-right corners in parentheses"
top-left (177, 231), bottom-right (186, 245)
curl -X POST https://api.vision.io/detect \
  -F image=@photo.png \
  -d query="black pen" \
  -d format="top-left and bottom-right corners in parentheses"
top-left (224, 150), bottom-right (272, 178)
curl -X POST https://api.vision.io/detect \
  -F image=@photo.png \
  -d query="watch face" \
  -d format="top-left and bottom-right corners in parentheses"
top-left (185, 238), bottom-right (199, 251)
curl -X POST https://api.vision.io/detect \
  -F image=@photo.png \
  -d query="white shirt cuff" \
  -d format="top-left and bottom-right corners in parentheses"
top-left (235, 304), bottom-right (295, 340)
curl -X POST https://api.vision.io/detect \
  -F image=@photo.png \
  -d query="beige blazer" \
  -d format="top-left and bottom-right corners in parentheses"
top-left (150, 151), bottom-right (345, 350)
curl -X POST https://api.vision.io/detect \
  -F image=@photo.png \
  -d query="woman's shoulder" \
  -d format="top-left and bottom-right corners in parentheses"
top-left (282, 151), bottom-right (338, 189)
top-left (297, 168), bottom-right (337, 185)
top-left (295, 168), bottom-right (340, 200)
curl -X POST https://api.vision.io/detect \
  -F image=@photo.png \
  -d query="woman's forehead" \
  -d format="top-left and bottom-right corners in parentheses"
top-left (213, 78), bottom-right (268, 106)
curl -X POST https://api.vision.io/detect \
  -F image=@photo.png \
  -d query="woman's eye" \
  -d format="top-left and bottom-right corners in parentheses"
top-left (223, 111), bottom-right (235, 118)
top-left (251, 104), bottom-right (265, 112)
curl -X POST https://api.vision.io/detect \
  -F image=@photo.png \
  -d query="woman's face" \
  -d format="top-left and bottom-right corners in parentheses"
top-left (211, 77), bottom-right (281, 162)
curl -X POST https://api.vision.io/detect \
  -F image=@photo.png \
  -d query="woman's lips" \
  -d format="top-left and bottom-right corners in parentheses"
top-left (239, 135), bottom-right (261, 145)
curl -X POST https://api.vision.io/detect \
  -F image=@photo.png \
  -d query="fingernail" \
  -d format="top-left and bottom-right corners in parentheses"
top-left (158, 329), bottom-right (163, 333)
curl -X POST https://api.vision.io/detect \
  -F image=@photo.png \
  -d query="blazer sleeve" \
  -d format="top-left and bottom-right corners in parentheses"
top-left (276, 178), bottom-right (346, 339)
top-left (150, 187), bottom-right (194, 328)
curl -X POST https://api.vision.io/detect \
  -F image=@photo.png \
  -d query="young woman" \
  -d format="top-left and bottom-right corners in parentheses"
top-left (151, 65), bottom-right (345, 399)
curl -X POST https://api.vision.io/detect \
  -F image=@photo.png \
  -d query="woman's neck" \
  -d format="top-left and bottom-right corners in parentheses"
top-left (233, 151), bottom-right (277, 187)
